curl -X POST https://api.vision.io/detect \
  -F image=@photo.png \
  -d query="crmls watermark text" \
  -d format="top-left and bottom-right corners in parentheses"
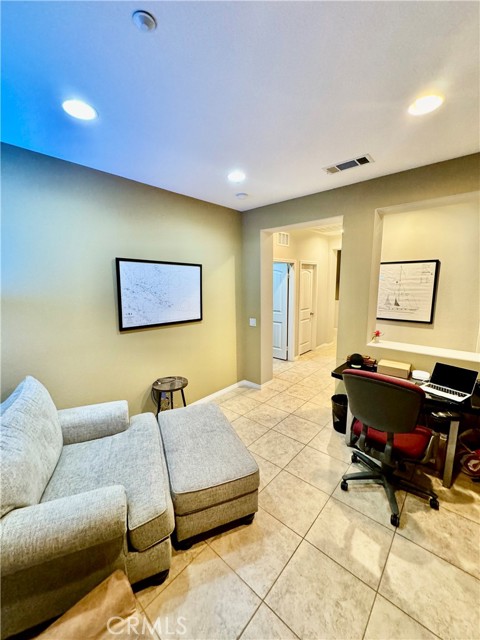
top-left (107, 615), bottom-right (187, 636)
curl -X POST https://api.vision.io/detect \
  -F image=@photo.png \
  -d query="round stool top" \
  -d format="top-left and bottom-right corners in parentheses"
top-left (152, 376), bottom-right (188, 392)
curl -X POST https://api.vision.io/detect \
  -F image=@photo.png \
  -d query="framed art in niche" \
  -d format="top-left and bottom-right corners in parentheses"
top-left (376, 259), bottom-right (440, 324)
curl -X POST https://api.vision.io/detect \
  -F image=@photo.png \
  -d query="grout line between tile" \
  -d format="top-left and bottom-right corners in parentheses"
top-left (372, 591), bottom-right (443, 640)
top-left (395, 526), bottom-right (480, 582)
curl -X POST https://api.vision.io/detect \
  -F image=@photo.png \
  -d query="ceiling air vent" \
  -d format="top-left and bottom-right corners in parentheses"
top-left (276, 232), bottom-right (290, 247)
top-left (323, 154), bottom-right (374, 175)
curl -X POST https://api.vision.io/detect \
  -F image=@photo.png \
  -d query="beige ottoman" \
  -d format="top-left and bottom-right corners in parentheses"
top-left (158, 403), bottom-right (259, 547)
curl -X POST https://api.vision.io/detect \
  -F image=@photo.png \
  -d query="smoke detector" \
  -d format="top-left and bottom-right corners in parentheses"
top-left (323, 154), bottom-right (374, 175)
top-left (132, 10), bottom-right (157, 32)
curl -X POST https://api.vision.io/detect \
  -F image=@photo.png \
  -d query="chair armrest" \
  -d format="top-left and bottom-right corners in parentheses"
top-left (58, 401), bottom-right (129, 444)
top-left (0, 486), bottom-right (127, 575)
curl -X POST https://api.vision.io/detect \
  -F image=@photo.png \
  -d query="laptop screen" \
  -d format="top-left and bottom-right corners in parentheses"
top-left (430, 363), bottom-right (478, 394)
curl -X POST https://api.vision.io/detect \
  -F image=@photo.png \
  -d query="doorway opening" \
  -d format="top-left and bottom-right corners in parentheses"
top-left (264, 216), bottom-right (343, 382)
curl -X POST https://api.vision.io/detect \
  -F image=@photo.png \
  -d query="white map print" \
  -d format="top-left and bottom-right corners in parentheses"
top-left (376, 261), bottom-right (438, 323)
top-left (119, 261), bottom-right (201, 328)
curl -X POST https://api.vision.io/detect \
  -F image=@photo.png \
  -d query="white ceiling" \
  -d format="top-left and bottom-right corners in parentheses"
top-left (2, 1), bottom-right (479, 212)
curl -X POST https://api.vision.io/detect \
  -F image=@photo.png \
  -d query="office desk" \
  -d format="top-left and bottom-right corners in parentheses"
top-left (331, 363), bottom-right (480, 488)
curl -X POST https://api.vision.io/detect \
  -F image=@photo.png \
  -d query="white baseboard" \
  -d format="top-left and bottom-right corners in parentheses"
top-left (238, 379), bottom-right (262, 390)
top-left (315, 340), bottom-right (335, 350)
top-left (191, 380), bottom-right (261, 405)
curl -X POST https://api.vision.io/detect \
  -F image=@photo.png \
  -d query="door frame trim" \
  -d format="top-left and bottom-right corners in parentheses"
top-left (273, 259), bottom-right (296, 361)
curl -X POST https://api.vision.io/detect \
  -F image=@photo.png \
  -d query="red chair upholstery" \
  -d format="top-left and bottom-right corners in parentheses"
top-left (341, 369), bottom-right (439, 527)
top-left (352, 420), bottom-right (432, 459)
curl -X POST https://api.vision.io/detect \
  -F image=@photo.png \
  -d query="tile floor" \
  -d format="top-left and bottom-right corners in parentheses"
top-left (137, 344), bottom-right (480, 640)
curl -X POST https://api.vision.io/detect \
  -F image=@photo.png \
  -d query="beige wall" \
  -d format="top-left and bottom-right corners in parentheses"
top-left (3, 146), bottom-right (479, 407)
top-left (378, 198), bottom-right (479, 352)
top-left (1, 144), bottom-right (243, 413)
top-left (242, 154), bottom-right (480, 385)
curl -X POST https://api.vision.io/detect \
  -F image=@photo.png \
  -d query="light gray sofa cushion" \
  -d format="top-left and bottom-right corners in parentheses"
top-left (41, 412), bottom-right (174, 552)
top-left (158, 404), bottom-right (259, 516)
top-left (58, 401), bottom-right (129, 444)
top-left (0, 376), bottom-right (63, 517)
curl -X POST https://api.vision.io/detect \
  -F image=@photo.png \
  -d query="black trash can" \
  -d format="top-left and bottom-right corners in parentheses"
top-left (331, 394), bottom-right (348, 434)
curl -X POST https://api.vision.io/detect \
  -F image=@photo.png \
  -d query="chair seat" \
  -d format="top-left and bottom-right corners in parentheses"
top-left (353, 419), bottom-right (431, 459)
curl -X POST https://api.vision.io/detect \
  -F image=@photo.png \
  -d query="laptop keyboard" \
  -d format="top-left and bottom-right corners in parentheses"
top-left (424, 383), bottom-right (468, 400)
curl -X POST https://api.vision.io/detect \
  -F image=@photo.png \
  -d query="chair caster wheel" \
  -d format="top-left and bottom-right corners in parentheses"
top-left (390, 514), bottom-right (400, 527)
top-left (341, 480), bottom-right (349, 491)
top-left (351, 453), bottom-right (359, 464)
top-left (429, 498), bottom-right (439, 510)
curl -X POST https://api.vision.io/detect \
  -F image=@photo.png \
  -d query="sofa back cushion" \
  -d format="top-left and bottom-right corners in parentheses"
top-left (0, 376), bottom-right (63, 517)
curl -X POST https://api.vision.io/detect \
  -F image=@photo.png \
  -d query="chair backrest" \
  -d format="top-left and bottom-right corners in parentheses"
top-left (343, 369), bottom-right (424, 434)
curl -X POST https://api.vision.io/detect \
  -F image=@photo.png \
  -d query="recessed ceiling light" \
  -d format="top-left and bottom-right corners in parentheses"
top-left (408, 95), bottom-right (444, 116)
top-left (132, 10), bottom-right (157, 32)
top-left (235, 192), bottom-right (248, 199)
top-left (62, 99), bottom-right (97, 120)
top-left (228, 170), bottom-right (246, 183)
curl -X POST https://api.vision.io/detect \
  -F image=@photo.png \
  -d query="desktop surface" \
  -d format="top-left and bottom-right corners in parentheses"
top-left (331, 362), bottom-right (480, 414)
top-left (331, 361), bottom-right (480, 488)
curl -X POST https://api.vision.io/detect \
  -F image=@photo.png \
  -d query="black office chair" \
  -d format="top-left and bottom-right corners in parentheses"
top-left (340, 369), bottom-right (439, 527)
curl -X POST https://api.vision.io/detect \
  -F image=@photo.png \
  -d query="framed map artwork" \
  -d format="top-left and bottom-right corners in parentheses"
top-left (116, 258), bottom-right (202, 331)
top-left (376, 259), bottom-right (440, 324)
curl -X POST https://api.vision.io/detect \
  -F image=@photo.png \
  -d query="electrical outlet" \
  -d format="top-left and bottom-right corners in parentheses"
top-left (249, 318), bottom-right (257, 327)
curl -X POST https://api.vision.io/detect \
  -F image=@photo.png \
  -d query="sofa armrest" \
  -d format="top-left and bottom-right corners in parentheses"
top-left (0, 486), bottom-right (127, 576)
top-left (58, 401), bottom-right (129, 444)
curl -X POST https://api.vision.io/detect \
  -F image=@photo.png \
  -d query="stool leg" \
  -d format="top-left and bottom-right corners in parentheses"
top-left (169, 391), bottom-right (173, 410)
top-left (156, 391), bottom-right (161, 416)
top-left (181, 389), bottom-right (187, 407)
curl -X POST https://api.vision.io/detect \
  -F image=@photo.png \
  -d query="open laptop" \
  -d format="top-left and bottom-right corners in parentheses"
top-left (421, 362), bottom-right (478, 402)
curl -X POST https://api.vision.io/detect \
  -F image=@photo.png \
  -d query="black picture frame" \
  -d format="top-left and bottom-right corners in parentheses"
top-left (376, 259), bottom-right (440, 324)
top-left (116, 258), bottom-right (203, 331)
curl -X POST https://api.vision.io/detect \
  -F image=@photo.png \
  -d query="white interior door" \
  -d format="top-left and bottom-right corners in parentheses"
top-left (273, 262), bottom-right (289, 360)
top-left (299, 264), bottom-right (315, 355)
